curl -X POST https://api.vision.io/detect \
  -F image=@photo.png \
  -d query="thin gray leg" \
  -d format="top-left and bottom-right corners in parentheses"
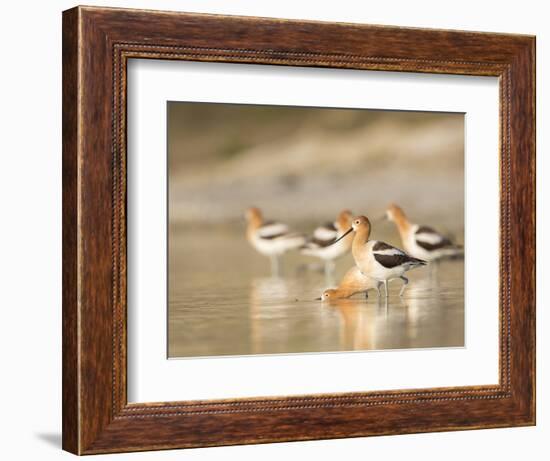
top-left (324, 260), bottom-right (335, 279)
top-left (376, 282), bottom-right (383, 297)
top-left (383, 279), bottom-right (389, 298)
top-left (270, 255), bottom-right (280, 277)
top-left (399, 276), bottom-right (409, 297)
top-left (324, 262), bottom-right (335, 286)
top-left (430, 259), bottom-right (439, 280)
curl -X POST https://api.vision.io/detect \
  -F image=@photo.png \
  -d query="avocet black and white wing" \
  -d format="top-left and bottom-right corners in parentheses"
top-left (303, 221), bottom-right (339, 248)
top-left (313, 222), bottom-right (338, 241)
top-left (372, 241), bottom-right (426, 269)
top-left (257, 221), bottom-right (290, 240)
top-left (414, 226), bottom-right (454, 252)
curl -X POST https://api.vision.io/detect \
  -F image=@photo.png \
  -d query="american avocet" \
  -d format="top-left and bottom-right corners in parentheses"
top-left (245, 207), bottom-right (306, 275)
top-left (385, 203), bottom-right (463, 261)
top-left (318, 266), bottom-right (382, 301)
top-left (332, 216), bottom-right (426, 297)
top-left (301, 209), bottom-right (354, 275)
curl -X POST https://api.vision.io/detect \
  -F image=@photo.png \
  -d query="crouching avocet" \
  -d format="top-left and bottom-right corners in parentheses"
top-left (385, 203), bottom-right (463, 261)
top-left (245, 207), bottom-right (306, 276)
top-left (317, 266), bottom-right (382, 301)
top-left (332, 216), bottom-right (426, 297)
top-left (301, 209), bottom-right (354, 276)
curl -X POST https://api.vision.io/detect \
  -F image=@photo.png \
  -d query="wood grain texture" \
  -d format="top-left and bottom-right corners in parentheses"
top-left (61, 7), bottom-right (79, 454)
top-left (62, 5), bottom-right (536, 455)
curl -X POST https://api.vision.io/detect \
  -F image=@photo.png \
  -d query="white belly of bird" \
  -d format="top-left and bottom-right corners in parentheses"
top-left (404, 231), bottom-right (433, 260)
top-left (354, 247), bottom-right (406, 282)
top-left (252, 234), bottom-right (305, 256)
top-left (368, 261), bottom-right (406, 281)
top-left (306, 239), bottom-right (349, 261)
top-left (405, 227), bottom-right (460, 261)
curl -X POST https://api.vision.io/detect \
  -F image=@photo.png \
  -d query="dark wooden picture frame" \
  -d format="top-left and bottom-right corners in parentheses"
top-left (62, 5), bottom-right (535, 455)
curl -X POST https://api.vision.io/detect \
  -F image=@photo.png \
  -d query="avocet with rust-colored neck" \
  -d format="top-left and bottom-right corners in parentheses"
top-left (245, 207), bottom-right (305, 276)
top-left (332, 215), bottom-right (426, 297)
top-left (385, 203), bottom-right (463, 261)
top-left (301, 209), bottom-right (354, 276)
top-left (318, 266), bottom-right (382, 301)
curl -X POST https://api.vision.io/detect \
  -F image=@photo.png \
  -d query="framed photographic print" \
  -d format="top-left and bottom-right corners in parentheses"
top-left (62, 6), bottom-right (535, 455)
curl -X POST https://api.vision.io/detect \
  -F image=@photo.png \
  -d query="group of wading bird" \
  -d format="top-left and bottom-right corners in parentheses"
top-left (245, 204), bottom-right (463, 301)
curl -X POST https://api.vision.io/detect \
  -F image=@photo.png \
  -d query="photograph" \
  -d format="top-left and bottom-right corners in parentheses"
top-left (167, 102), bottom-right (465, 358)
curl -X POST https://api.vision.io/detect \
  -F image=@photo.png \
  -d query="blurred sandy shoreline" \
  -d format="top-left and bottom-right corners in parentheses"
top-left (168, 103), bottom-right (464, 231)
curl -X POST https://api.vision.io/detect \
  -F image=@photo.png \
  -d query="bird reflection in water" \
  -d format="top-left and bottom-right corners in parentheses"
top-left (322, 294), bottom-right (414, 351)
top-left (248, 276), bottom-right (291, 355)
top-left (322, 297), bottom-right (375, 351)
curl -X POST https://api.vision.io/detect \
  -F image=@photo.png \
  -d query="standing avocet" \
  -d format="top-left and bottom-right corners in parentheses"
top-left (385, 203), bottom-right (463, 261)
top-left (245, 207), bottom-right (306, 276)
top-left (301, 209), bottom-right (354, 276)
top-left (332, 216), bottom-right (426, 297)
top-left (317, 266), bottom-right (382, 301)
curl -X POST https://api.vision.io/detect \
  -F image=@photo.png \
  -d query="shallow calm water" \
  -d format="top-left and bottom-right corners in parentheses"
top-left (168, 226), bottom-right (464, 358)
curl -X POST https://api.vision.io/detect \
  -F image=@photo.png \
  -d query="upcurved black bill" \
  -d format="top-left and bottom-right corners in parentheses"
top-left (331, 227), bottom-right (353, 245)
top-left (314, 297), bottom-right (322, 301)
